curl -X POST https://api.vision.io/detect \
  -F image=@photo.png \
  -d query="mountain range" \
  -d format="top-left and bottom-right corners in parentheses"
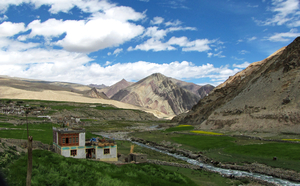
top-left (173, 37), bottom-right (300, 133)
top-left (84, 73), bottom-right (213, 116)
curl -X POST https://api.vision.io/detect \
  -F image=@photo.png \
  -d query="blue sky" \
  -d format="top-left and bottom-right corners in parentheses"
top-left (0, 0), bottom-right (299, 86)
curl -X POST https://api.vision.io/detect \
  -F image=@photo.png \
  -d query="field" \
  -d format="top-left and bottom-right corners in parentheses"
top-left (131, 130), bottom-right (300, 172)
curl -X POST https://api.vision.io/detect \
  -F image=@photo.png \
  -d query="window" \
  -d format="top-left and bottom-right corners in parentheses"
top-left (66, 138), bottom-right (69, 144)
top-left (73, 137), bottom-right (75, 143)
top-left (71, 150), bottom-right (77, 156)
top-left (76, 137), bottom-right (78, 143)
top-left (62, 138), bottom-right (65, 144)
top-left (104, 148), bottom-right (110, 154)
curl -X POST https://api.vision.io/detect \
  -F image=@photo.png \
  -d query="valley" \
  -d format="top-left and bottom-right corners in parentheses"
top-left (1, 37), bottom-right (300, 185)
top-left (0, 99), bottom-right (300, 185)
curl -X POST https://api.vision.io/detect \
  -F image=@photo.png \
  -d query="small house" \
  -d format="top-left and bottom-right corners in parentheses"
top-left (53, 127), bottom-right (118, 161)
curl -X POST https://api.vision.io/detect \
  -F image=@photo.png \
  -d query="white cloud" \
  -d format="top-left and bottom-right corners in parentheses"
top-left (0, 58), bottom-right (241, 86)
top-left (0, 15), bottom-right (8, 22)
top-left (0, 0), bottom-right (115, 14)
top-left (261, 0), bottom-right (300, 26)
top-left (104, 61), bottom-right (112, 66)
top-left (113, 48), bottom-right (123, 56)
top-left (247, 36), bottom-right (257, 41)
top-left (267, 29), bottom-right (300, 42)
top-left (142, 26), bottom-right (168, 40)
top-left (165, 20), bottom-right (182, 27)
top-left (182, 38), bottom-right (212, 52)
top-left (133, 38), bottom-right (176, 51)
top-left (131, 36), bottom-right (214, 52)
top-left (1, 1), bottom-right (146, 53)
top-left (139, 0), bottom-right (149, 2)
top-left (150, 17), bottom-right (164, 25)
top-left (0, 22), bottom-right (27, 37)
top-left (26, 16), bottom-right (144, 53)
top-left (233, 62), bottom-right (250, 68)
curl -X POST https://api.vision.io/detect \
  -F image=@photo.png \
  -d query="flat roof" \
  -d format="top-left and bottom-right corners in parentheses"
top-left (53, 127), bottom-right (85, 133)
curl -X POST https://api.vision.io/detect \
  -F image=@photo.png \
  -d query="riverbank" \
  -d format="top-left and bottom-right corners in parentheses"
top-left (131, 137), bottom-right (300, 183)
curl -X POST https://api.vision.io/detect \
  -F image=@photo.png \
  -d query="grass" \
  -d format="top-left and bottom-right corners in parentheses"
top-left (282, 139), bottom-right (300, 141)
top-left (161, 165), bottom-right (251, 186)
top-left (4, 150), bottom-right (197, 186)
top-left (0, 122), bottom-right (59, 144)
top-left (130, 131), bottom-right (300, 172)
top-left (190, 130), bottom-right (223, 135)
top-left (164, 125), bottom-right (194, 132)
top-left (116, 140), bottom-right (188, 164)
top-left (171, 134), bottom-right (236, 151)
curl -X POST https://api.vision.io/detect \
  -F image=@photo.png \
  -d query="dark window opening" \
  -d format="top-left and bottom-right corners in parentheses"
top-left (104, 148), bottom-right (110, 154)
top-left (71, 150), bottom-right (77, 156)
top-left (66, 138), bottom-right (69, 144)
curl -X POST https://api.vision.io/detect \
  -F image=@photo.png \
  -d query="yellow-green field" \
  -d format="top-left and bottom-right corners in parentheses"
top-left (190, 130), bottom-right (223, 135)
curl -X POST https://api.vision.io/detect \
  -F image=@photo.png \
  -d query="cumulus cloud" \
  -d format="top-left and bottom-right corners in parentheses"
top-left (0, 0), bottom-right (115, 14)
top-left (267, 29), bottom-right (300, 42)
top-left (0, 58), bottom-right (241, 86)
top-left (1, 1), bottom-right (146, 53)
top-left (0, 22), bottom-right (27, 37)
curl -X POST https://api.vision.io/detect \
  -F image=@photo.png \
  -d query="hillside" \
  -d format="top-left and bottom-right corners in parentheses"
top-left (0, 77), bottom-right (170, 119)
top-left (111, 73), bottom-right (200, 115)
top-left (100, 79), bottom-right (134, 98)
top-left (173, 37), bottom-right (300, 133)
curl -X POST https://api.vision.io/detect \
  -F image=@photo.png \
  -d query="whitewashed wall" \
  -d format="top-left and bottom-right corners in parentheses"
top-left (79, 132), bottom-right (85, 146)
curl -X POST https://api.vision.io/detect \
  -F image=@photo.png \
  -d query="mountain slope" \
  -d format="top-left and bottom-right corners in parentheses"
top-left (100, 79), bottom-right (134, 98)
top-left (173, 37), bottom-right (300, 133)
top-left (111, 73), bottom-right (200, 115)
top-left (168, 78), bottom-right (203, 96)
top-left (0, 76), bottom-right (170, 119)
top-left (83, 87), bottom-right (109, 99)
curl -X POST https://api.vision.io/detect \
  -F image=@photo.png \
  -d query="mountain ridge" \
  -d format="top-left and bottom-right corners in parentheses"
top-left (173, 37), bottom-right (300, 133)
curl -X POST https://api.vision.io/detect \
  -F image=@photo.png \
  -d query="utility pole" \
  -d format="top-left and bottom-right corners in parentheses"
top-left (26, 108), bottom-right (32, 186)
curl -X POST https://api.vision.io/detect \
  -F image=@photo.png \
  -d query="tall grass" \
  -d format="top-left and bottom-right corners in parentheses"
top-left (4, 150), bottom-right (197, 186)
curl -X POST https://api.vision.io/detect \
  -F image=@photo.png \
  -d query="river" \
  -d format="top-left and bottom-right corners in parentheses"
top-left (132, 141), bottom-right (300, 186)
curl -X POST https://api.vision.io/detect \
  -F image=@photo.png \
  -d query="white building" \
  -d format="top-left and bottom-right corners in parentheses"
top-left (52, 127), bottom-right (117, 161)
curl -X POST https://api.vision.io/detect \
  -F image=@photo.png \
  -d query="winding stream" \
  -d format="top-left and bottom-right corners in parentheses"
top-left (132, 141), bottom-right (300, 186)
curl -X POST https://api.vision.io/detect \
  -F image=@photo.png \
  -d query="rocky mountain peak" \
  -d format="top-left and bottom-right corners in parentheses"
top-left (111, 73), bottom-right (201, 115)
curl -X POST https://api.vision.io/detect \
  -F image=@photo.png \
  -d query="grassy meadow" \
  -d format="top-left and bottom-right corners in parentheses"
top-left (131, 130), bottom-right (300, 172)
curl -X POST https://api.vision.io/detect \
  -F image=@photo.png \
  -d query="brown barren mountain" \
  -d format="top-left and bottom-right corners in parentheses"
top-left (83, 87), bottom-right (109, 99)
top-left (100, 79), bottom-right (134, 98)
top-left (0, 76), bottom-right (170, 119)
top-left (111, 73), bottom-right (200, 115)
top-left (173, 37), bottom-right (300, 133)
top-left (168, 78), bottom-right (203, 96)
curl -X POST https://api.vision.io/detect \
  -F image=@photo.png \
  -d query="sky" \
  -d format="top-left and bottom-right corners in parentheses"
top-left (0, 0), bottom-right (299, 86)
